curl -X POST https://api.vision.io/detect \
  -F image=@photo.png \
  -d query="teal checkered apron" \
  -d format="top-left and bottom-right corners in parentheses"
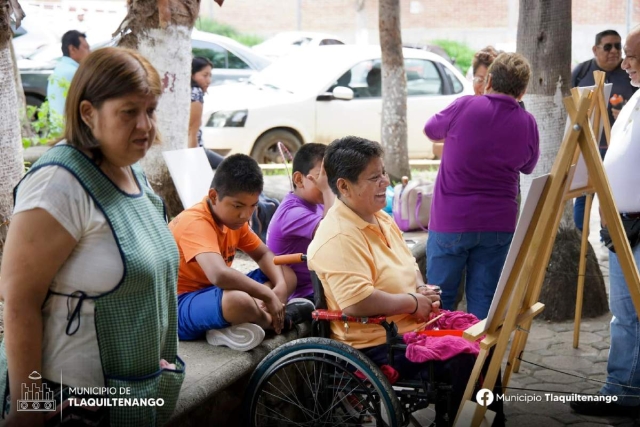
top-left (0, 145), bottom-right (184, 426)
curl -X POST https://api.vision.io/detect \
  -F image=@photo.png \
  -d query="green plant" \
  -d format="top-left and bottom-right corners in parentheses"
top-left (431, 39), bottom-right (475, 75)
top-left (195, 17), bottom-right (263, 46)
top-left (22, 76), bottom-right (68, 148)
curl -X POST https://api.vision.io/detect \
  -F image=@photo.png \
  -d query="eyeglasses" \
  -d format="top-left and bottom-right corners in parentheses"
top-left (600, 42), bottom-right (622, 52)
top-left (473, 76), bottom-right (486, 85)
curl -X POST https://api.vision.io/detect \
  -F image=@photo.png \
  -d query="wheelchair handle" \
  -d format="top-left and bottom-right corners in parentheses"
top-left (312, 309), bottom-right (387, 325)
top-left (273, 253), bottom-right (307, 265)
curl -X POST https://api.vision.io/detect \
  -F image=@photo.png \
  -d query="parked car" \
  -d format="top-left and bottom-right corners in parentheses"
top-left (201, 45), bottom-right (472, 162)
top-left (252, 31), bottom-right (345, 59)
top-left (18, 30), bottom-right (271, 108)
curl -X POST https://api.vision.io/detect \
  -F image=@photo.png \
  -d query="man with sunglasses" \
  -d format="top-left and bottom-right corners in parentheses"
top-left (572, 29), bottom-right (637, 232)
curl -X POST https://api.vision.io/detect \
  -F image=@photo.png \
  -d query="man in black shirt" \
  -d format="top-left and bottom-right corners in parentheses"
top-left (572, 29), bottom-right (637, 231)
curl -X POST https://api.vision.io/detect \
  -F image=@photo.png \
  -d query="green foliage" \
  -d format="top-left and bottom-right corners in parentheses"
top-left (431, 39), bottom-right (475, 75)
top-left (22, 76), bottom-right (68, 148)
top-left (195, 17), bottom-right (263, 46)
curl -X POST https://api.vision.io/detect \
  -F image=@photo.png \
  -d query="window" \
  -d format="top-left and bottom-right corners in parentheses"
top-left (404, 59), bottom-right (443, 96)
top-left (330, 60), bottom-right (382, 98)
top-left (442, 65), bottom-right (464, 94)
top-left (192, 43), bottom-right (227, 69)
top-left (227, 51), bottom-right (250, 70)
top-left (319, 39), bottom-right (344, 46)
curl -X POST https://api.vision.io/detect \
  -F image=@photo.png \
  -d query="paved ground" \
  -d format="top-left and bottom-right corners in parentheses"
top-left (256, 176), bottom-right (634, 426)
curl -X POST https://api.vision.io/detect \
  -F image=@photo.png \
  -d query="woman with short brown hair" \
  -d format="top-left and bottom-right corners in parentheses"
top-left (0, 47), bottom-right (183, 426)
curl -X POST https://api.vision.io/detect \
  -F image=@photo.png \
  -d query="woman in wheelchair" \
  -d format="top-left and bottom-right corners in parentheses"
top-left (243, 136), bottom-right (503, 427)
top-left (306, 136), bottom-right (504, 425)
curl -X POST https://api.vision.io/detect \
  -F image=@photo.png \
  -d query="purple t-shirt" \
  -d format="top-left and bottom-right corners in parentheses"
top-left (424, 94), bottom-right (539, 233)
top-left (266, 192), bottom-right (324, 299)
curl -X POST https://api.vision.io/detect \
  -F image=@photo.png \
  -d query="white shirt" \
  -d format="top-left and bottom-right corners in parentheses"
top-left (14, 166), bottom-right (124, 387)
top-left (604, 88), bottom-right (640, 213)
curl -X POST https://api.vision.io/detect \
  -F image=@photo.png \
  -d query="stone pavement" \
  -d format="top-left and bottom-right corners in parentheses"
top-left (260, 175), bottom-right (635, 426)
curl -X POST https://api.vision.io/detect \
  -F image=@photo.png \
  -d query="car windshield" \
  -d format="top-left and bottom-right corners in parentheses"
top-left (249, 51), bottom-right (348, 94)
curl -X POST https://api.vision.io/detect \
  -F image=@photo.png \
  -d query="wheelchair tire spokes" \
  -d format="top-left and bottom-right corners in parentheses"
top-left (244, 338), bottom-right (404, 427)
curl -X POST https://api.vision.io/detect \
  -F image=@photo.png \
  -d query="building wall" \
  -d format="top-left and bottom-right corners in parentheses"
top-left (201, 0), bottom-right (640, 63)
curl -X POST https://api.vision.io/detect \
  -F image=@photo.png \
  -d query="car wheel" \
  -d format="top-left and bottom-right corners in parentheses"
top-left (26, 94), bottom-right (44, 109)
top-left (251, 130), bottom-right (302, 164)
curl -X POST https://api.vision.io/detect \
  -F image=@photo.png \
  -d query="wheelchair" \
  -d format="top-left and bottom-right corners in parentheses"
top-left (242, 254), bottom-right (456, 427)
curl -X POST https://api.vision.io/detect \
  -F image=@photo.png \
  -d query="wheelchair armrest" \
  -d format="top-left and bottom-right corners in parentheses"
top-left (312, 309), bottom-right (387, 325)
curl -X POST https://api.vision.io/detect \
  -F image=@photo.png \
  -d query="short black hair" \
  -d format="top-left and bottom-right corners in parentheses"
top-left (61, 30), bottom-right (87, 57)
top-left (293, 143), bottom-right (326, 179)
top-left (324, 136), bottom-right (384, 196)
top-left (595, 30), bottom-right (620, 46)
top-left (211, 154), bottom-right (264, 199)
top-left (191, 56), bottom-right (214, 88)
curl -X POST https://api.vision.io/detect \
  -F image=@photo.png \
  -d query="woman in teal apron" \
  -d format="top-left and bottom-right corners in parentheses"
top-left (0, 47), bottom-right (184, 427)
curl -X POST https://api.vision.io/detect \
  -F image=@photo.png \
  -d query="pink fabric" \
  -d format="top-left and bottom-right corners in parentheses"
top-left (403, 310), bottom-right (482, 363)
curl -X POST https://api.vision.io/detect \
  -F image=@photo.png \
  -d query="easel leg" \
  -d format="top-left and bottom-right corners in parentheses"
top-left (503, 327), bottom-right (527, 387)
top-left (455, 347), bottom-right (489, 425)
top-left (574, 193), bottom-right (593, 348)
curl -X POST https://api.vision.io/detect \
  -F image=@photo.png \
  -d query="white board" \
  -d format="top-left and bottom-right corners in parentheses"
top-left (485, 174), bottom-right (549, 326)
top-left (569, 83), bottom-right (612, 191)
top-left (162, 147), bottom-right (214, 210)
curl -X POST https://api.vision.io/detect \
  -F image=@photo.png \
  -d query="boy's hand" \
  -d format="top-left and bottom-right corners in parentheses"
top-left (308, 160), bottom-right (330, 194)
top-left (265, 290), bottom-right (285, 333)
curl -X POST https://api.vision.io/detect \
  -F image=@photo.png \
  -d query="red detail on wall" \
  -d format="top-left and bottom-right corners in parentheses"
top-left (162, 72), bottom-right (176, 93)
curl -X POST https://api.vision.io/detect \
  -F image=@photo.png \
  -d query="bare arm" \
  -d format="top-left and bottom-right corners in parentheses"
top-left (306, 160), bottom-right (336, 226)
top-left (246, 243), bottom-right (289, 301)
top-left (195, 251), bottom-right (284, 331)
top-left (432, 142), bottom-right (444, 159)
top-left (342, 290), bottom-right (434, 322)
top-left (188, 102), bottom-right (203, 149)
top-left (0, 209), bottom-right (77, 426)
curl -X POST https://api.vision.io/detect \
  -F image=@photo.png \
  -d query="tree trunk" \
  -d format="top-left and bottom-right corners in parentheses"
top-left (517, 0), bottom-right (607, 320)
top-left (378, 0), bottom-right (410, 182)
top-left (115, 0), bottom-right (202, 217)
top-left (9, 41), bottom-right (32, 140)
top-left (0, 42), bottom-right (26, 260)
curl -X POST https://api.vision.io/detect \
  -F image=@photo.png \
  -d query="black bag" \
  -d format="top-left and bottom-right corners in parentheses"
top-left (251, 194), bottom-right (280, 243)
top-left (600, 217), bottom-right (640, 253)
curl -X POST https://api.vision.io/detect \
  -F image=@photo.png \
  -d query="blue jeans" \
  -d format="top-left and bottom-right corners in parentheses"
top-left (601, 245), bottom-right (640, 405)
top-left (574, 147), bottom-right (607, 231)
top-left (426, 231), bottom-right (513, 320)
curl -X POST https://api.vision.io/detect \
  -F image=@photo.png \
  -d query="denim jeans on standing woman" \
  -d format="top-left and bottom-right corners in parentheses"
top-left (601, 244), bottom-right (640, 406)
top-left (426, 231), bottom-right (514, 320)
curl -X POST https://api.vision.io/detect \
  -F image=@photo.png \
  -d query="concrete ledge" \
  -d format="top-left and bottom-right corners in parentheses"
top-left (168, 322), bottom-right (310, 426)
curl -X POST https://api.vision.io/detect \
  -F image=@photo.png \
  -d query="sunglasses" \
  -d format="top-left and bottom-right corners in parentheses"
top-left (600, 42), bottom-right (622, 52)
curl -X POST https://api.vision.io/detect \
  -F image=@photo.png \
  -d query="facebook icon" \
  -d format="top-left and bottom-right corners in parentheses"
top-left (475, 388), bottom-right (494, 406)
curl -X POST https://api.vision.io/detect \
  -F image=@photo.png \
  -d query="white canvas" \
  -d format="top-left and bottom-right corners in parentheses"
top-left (162, 147), bottom-right (214, 210)
top-left (569, 83), bottom-right (612, 191)
top-left (485, 174), bottom-right (549, 327)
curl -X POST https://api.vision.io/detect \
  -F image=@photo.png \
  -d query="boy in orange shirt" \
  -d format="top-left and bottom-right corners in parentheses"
top-left (170, 154), bottom-right (313, 351)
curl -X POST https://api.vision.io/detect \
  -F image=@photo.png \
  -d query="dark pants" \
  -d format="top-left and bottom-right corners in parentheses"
top-left (574, 147), bottom-right (607, 231)
top-left (362, 344), bottom-right (505, 425)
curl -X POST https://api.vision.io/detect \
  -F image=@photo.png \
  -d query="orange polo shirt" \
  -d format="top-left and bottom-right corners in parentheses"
top-left (169, 196), bottom-right (262, 294)
top-left (307, 199), bottom-right (425, 349)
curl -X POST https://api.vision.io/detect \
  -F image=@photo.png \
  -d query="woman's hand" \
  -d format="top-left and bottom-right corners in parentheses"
top-left (264, 290), bottom-right (285, 334)
top-left (411, 293), bottom-right (438, 322)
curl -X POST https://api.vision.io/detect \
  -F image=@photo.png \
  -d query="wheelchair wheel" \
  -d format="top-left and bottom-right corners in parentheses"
top-left (244, 337), bottom-right (404, 427)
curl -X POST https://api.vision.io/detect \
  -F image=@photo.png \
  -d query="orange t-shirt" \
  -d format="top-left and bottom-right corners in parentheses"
top-left (169, 196), bottom-right (262, 294)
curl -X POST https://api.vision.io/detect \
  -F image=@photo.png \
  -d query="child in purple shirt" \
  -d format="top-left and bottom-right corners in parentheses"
top-left (424, 52), bottom-right (540, 320)
top-left (267, 143), bottom-right (335, 300)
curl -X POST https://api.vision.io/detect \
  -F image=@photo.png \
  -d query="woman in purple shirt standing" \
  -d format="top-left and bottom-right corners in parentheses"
top-left (424, 52), bottom-right (540, 319)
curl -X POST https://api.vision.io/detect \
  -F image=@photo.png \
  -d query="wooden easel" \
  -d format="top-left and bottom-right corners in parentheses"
top-left (454, 77), bottom-right (640, 427)
top-left (564, 71), bottom-right (612, 349)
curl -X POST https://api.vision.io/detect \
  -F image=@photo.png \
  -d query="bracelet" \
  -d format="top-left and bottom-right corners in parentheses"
top-left (408, 293), bottom-right (418, 315)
